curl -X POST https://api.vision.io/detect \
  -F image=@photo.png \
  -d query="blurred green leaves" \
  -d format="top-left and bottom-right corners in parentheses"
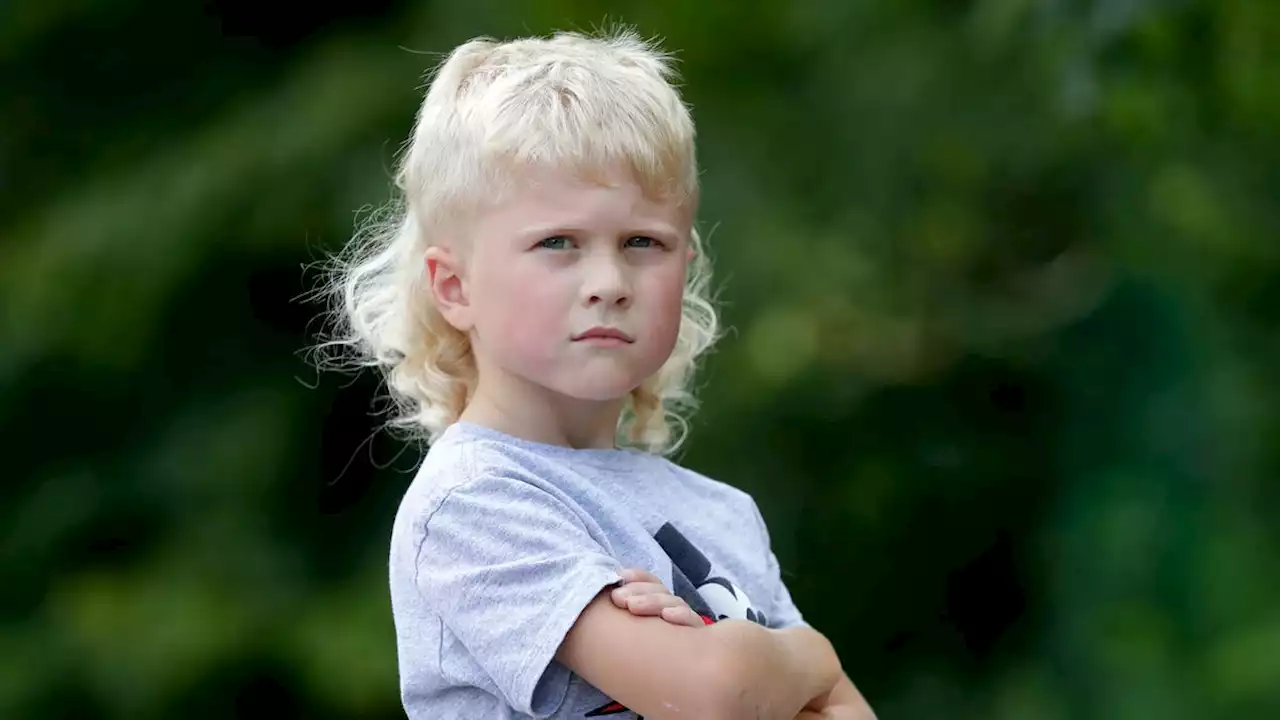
top-left (3, 0), bottom-right (1279, 718)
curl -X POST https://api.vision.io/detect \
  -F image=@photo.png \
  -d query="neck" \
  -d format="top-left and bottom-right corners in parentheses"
top-left (460, 369), bottom-right (626, 450)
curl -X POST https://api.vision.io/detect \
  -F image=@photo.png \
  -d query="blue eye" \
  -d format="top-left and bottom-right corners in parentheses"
top-left (536, 236), bottom-right (572, 250)
top-left (625, 236), bottom-right (662, 249)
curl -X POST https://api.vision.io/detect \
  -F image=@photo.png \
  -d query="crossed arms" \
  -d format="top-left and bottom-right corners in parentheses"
top-left (555, 573), bottom-right (876, 720)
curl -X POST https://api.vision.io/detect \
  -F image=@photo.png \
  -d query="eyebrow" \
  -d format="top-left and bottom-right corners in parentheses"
top-left (518, 224), bottom-right (684, 242)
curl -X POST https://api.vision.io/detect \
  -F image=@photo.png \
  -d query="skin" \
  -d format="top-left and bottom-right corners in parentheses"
top-left (426, 162), bottom-right (694, 450)
top-left (614, 568), bottom-right (877, 720)
top-left (425, 163), bottom-right (874, 718)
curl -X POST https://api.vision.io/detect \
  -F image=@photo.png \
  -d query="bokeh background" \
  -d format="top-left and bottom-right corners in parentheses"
top-left (5, 1), bottom-right (1280, 718)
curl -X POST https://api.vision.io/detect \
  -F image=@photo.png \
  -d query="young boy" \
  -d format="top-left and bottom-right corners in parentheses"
top-left (322, 29), bottom-right (875, 719)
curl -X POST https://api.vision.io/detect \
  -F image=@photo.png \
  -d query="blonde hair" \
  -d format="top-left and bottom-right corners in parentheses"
top-left (316, 29), bottom-right (719, 455)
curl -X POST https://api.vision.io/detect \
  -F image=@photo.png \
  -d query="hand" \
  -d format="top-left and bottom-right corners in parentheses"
top-left (796, 689), bottom-right (841, 719)
top-left (800, 676), bottom-right (877, 720)
top-left (611, 568), bottom-right (707, 628)
top-left (795, 709), bottom-right (875, 720)
top-left (795, 706), bottom-right (875, 720)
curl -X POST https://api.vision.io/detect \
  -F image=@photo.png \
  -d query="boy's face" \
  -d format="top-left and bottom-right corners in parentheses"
top-left (454, 164), bottom-right (692, 403)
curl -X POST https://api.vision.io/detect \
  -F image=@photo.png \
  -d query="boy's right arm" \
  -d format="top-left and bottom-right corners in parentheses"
top-left (556, 590), bottom-right (842, 720)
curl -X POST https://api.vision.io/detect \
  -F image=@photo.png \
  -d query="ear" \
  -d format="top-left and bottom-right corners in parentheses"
top-left (425, 246), bottom-right (473, 332)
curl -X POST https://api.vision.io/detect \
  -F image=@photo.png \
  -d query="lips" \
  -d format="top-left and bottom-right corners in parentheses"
top-left (573, 326), bottom-right (635, 343)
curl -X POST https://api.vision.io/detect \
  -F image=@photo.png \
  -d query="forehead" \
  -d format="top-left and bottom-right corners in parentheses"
top-left (468, 163), bottom-right (693, 238)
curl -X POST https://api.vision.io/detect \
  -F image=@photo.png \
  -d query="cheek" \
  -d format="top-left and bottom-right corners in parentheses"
top-left (474, 265), bottom-right (569, 356)
top-left (644, 264), bottom-right (688, 341)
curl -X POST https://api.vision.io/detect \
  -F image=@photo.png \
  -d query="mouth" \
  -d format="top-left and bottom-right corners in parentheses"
top-left (573, 326), bottom-right (635, 343)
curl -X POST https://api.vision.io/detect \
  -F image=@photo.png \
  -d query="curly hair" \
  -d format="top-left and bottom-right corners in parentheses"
top-left (315, 29), bottom-right (719, 454)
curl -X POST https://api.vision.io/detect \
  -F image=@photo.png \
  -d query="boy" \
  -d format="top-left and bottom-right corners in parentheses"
top-left (321, 29), bottom-right (874, 719)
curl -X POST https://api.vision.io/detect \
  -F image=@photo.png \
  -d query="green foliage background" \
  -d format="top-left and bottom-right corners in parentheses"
top-left (4, 1), bottom-right (1279, 717)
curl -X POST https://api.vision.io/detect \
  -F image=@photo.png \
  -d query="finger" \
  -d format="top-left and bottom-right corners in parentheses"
top-left (610, 582), bottom-right (662, 608)
top-left (611, 582), bottom-right (668, 602)
top-left (619, 567), bottom-right (663, 585)
top-left (661, 605), bottom-right (707, 628)
top-left (624, 593), bottom-right (691, 616)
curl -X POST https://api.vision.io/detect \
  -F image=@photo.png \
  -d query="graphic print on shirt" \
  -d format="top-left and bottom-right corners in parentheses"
top-left (584, 522), bottom-right (768, 718)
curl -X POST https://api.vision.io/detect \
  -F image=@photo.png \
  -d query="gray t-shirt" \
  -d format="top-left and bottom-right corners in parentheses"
top-left (389, 421), bottom-right (807, 719)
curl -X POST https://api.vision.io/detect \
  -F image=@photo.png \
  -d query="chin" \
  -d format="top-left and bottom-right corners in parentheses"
top-left (557, 379), bottom-right (640, 402)
top-left (548, 369), bottom-right (647, 402)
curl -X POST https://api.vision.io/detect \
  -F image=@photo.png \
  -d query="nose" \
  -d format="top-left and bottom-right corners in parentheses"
top-left (583, 254), bottom-right (632, 309)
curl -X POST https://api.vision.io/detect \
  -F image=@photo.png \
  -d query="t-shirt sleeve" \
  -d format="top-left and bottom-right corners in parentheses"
top-left (750, 499), bottom-right (810, 630)
top-left (413, 473), bottom-right (623, 717)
